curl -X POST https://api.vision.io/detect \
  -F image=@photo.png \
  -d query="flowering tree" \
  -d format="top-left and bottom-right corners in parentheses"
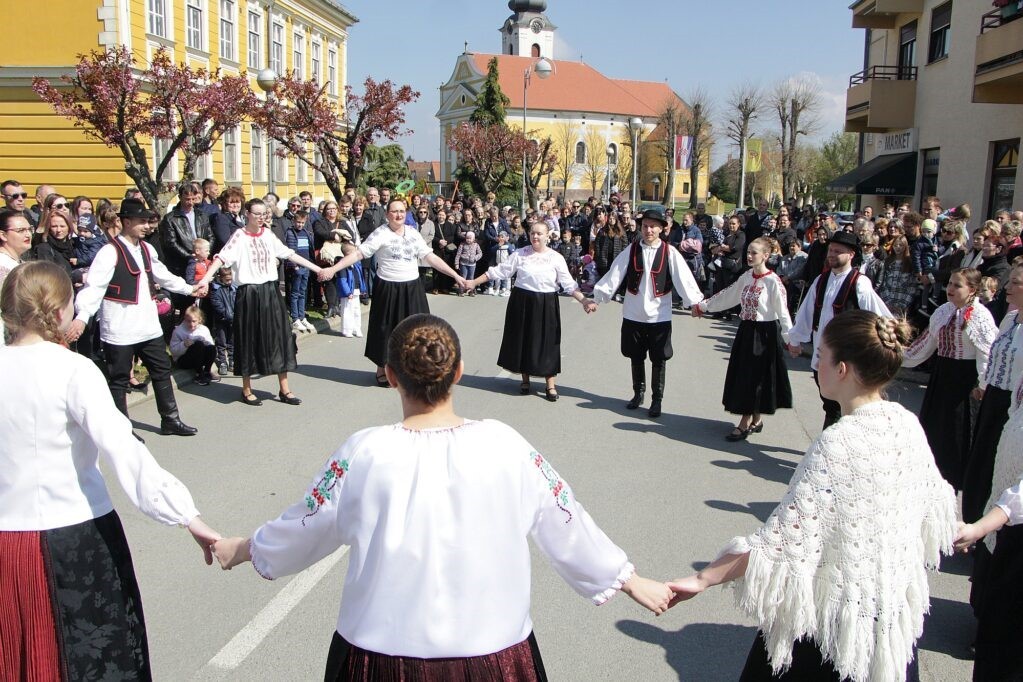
top-left (523, 136), bottom-right (557, 208)
top-left (250, 76), bottom-right (419, 201)
top-left (32, 47), bottom-right (255, 212)
top-left (447, 121), bottom-right (531, 198)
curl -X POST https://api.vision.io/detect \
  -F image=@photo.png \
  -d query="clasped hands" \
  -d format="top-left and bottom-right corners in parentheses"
top-left (620, 573), bottom-right (712, 616)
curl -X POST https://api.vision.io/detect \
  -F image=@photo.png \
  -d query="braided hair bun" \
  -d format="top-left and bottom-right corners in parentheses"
top-left (386, 314), bottom-right (461, 405)
top-left (822, 310), bottom-right (912, 390)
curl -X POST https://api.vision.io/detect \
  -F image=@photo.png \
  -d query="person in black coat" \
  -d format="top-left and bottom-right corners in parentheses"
top-left (159, 182), bottom-right (212, 279)
top-left (210, 187), bottom-right (247, 254)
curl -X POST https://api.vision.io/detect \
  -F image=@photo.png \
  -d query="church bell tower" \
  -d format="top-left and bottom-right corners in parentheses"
top-left (500, 0), bottom-right (556, 59)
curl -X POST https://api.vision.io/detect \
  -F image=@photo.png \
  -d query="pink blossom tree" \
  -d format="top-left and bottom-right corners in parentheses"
top-left (447, 121), bottom-right (531, 198)
top-left (250, 76), bottom-right (419, 201)
top-left (33, 47), bottom-right (255, 212)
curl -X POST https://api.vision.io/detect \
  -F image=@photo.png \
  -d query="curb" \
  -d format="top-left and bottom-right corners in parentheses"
top-left (125, 314), bottom-right (343, 409)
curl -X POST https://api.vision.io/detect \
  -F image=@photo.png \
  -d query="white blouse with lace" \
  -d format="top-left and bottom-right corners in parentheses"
top-left (985, 385), bottom-right (1023, 550)
top-left (982, 310), bottom-right (1023, 392)
top-left (718, 400), bottom-right (957, 682)
top-left (696, 269), bottom-right (792, 342)
top-left (249, 419), bottom-right (632, 659)
top-left (902, 301), bottom-right (998, 383)
top-left (486, 246), bottom-right (577, 294)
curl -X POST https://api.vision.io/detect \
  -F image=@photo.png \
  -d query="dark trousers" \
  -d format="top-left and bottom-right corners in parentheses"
top-left (103, 336), bottom-right (176, 419)
top-left (813, 370), bottom-right (842, 429)
top-left (214, 322), bottom-right (233, 367)
top-left (174, 343), bottom-right (216, 374)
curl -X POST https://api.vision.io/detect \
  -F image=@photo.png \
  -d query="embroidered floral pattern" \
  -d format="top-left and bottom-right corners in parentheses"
top-left (739, 282), bottom-right (764, 321)
top-left (531, 450), bottom-right (573, 523)
top-left (302, 458), bottom-right (349, 526)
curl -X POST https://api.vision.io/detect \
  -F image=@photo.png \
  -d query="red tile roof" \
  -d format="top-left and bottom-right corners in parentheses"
top-left (467, 53), bottom-right (685, 118)
top-left (406, 161), bottom-right (440, 181)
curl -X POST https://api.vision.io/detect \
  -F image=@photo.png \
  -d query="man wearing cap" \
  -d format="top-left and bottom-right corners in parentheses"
top-left (787, 230), bottom-right (891, 428)
top-left (590, 208), bottom-right (705, 418)
top-left (66, 198), bottom-right (205, 439)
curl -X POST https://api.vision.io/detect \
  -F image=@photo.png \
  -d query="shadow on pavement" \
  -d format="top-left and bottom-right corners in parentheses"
top-left (616, 619), bottom-right (757, 681)
top-left (704, 499), bottom-right (778, 523)
top-left (918, 596), bottom-right (975, 662)
top-left (292, 363), bottom-right (381, 388)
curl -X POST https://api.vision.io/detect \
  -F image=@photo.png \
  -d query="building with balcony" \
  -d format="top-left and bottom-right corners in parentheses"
top-left (832, 0), bottom-right (1023, 217)
top-left (0, 0), bottom-right (356, 207)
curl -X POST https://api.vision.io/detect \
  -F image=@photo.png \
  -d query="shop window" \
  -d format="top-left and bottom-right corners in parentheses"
top-left (920, 148), bottom-right (940, 201)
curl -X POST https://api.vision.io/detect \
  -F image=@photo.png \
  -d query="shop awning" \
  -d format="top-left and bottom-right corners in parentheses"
top-left (826, 152), bottom-right (917, 196)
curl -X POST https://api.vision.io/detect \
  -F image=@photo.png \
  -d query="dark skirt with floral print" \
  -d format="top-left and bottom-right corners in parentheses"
top-left (0, 511), bottom-right (152, 681)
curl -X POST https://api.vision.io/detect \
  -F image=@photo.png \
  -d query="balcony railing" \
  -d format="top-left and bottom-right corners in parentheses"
top-left (849, 65), bottom-right (919, 87)
top-left (982, 5), bottom-right (1023, 34)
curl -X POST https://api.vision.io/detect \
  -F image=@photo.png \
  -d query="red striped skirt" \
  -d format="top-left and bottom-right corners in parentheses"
top-left (0, 531), bottom-right (62, 681)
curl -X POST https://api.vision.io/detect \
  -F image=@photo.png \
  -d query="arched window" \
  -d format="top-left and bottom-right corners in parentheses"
top-left (575, 141), bottom-right (586, 164)
top-left (508, 44), bottom-right (514, 55)
top-left (608, 143), bottom-right (618, 165)
top-left (531, 43), bottom-right (540, 58)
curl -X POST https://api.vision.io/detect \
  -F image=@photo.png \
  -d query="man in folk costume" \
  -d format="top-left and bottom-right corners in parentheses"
top-left (591, 208), bottom-right (704, 418)
top-left (787, 230), bottom-right (891, 428)
top-left (66, 199), bottom-right (206, 439)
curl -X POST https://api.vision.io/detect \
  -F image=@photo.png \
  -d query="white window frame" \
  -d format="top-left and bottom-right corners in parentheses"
top-left (251, 125), bottom-right (265, 182)
top-left (296, 147), bottom-right (308, 183)
top-left (292, 30), bottom-right (305, 79)
top-left (246, 8), bottom-right (262, 70)
top-left (313, 147), bottom-right (324, 183)
top-left (327, 46), bottom-right (337, 96)
top-left (185, 0), bottom-right (206, 52)
top-left (223, 125), bottom-right (240, 182)
top-left (219, 0), bottom-right (237, 62)
top-left (310, 38), bottom-right (321, 84)
top-left (270, 21), bottom-right (284, 74)
top-left (272, 141), bottom-right (288, 184)
top-left (148, 0), bottom-right (169, 38)
top-left (153, 136), bottom-right (179, 182)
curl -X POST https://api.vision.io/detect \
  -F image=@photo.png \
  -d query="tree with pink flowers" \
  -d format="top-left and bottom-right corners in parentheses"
top-left (33, 47), bottom-right (255, 212)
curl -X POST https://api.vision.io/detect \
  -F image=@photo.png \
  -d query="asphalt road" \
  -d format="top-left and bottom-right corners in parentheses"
top-left (110, 292), bottom-right (975, 681)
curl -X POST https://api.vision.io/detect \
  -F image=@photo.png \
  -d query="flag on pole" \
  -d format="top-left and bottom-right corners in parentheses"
top-left (746, 139), bottom-right (763, 173)
top-left (675, 135), bottom-right (693, 170)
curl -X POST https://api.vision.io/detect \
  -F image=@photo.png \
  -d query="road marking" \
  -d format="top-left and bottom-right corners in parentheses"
top-left (196, 547), bottom-right (348, 676)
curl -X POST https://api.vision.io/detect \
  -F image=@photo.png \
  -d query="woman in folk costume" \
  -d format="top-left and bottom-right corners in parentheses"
top-left (901, 268), bottom-right (997, 489)
top-left (590, 208), bottom-right (704, 418)
top-left (692, 237), bottom-right (793, 441)
top-left (211, 314), bottom-right (671, 680)
top-left (665, 311), bottom-right (957, 682)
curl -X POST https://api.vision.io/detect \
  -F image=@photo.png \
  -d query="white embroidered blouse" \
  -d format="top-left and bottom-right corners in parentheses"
top-left (984, 382), bottom-right (1023, 550)
top-left (0, 342), bottom-right (200, 531)
top-left (696, 269), bottom-right (792, 342)
top-left (982, 310), bottom-right (1023, 392)
top-left (486, 246), bottom-right (577, 295)
top-left (719, 400), bottom-right (957, 682)
top-left (249, 419), bottom-right (632, 659)
top-left (216, 227), bottom-right (294, 286)
top-left (358, 224), bottom-right (432, 282)
top-left (902, 302), bottom-right (998, 383)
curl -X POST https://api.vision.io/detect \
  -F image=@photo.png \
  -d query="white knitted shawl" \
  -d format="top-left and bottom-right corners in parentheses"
top-left (719, 400), bottom-right (957, 682)
top-left (985, 394), bottom-right (1023, 552)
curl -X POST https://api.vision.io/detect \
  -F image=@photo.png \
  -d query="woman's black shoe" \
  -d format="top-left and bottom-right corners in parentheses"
top-left (725, 427), bottom-right (749, 442)
top-left (240, 392), bottom-right (262, 406)
top-left (545, 388), bottom-right (559, 402)
top-left (278, 391), bottom-right (302, 405)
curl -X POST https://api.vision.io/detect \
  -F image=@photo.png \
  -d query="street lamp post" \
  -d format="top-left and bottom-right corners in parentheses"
top-left (522, 57), bottom-right (552, 215)
top-left (605, 143), bottom-right (615, 201)
top-left (256, 68), bottom-right (278, 195)
top-left (629, 117), bottom-right (642, 207)
top-left (652, 175), bottom-right (661, 203)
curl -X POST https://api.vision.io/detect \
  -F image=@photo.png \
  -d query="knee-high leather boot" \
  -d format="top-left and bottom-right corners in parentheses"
top-left (649, 362), bottom-right (666, 418)
top-left (153, 380), bottom-right (198, 436)
top-left (626, 360), bottom-right (645, 410)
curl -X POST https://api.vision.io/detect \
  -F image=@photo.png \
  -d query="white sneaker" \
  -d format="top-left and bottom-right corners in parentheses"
top-left (486, 288), bottom-right (495, 296)
top-left (354, 331), bottom-right (364, 337)
top-left (302, 319), bottom-right (316, 332)
top-left (292, 320), bottom-right (305, 332)
top-left (500, 290), bottom-right (510, 297)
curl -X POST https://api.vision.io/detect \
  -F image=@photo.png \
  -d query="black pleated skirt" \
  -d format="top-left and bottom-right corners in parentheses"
top-left (974, 525), bottom-right (1023, 681)
top-left (365, 277), bottom-right (429, 368)
top-left (722, 320), bottom-right (792, 416)
top-left (324, 631), bottom-right (547, 682)
top-left (919, 355), bottom-right (978, 490)
top-left (0, 511), bottom-right (152, 681)
top-left (497, 288), bottom-right (561, 377)
top-left (962, 386), bottom-right (1013, 523)
top-left (234, 281), bottom-right (297, 377)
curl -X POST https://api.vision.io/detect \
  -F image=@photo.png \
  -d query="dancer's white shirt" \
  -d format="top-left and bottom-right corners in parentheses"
top-left (591, 241), bottom-right (704, 323)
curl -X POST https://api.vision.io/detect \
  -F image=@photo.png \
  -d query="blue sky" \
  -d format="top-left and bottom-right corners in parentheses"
top-left (345, 1), bottom-right (864, 167)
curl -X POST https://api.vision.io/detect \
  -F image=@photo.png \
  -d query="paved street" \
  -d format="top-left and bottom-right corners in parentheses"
top-left (112, 293), bottom-right (974, 681)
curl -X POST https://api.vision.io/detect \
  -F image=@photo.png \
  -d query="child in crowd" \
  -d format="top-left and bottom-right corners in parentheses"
top-left (979, 275), bottom-right (1000, 305)
top-left (285, 210), bottom-right (316, 329)
top-left (210, 267), bottom-right (236, 375)
top-left (578, 253), bottom-right (598, 294)
top-left (336, 239), bottom-right (365, 338)
top-left (920, 219), bottom-right (939, 311)
top-left (169, 305), bottom-right (218, 386)
top-left (73, 213), bottom-right (107, 267)
top-left (487, 231), bottom-right (514, 297)
top-left (185, 238), bottom-right (212, 290)
top-left (568, 233), bottom-right (584, 278)
top-left (454, 231), bottom-right (482, 297)
top-left (319, 229), bottom-right (346, 317)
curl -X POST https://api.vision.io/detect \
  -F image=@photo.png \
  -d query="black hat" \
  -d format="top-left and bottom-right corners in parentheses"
top-left (118, 198), bottom-right (157, 220)
top-left (640, 208), bottom-right (668, 227)
top-left (828, 230), bottom-right (859, 251)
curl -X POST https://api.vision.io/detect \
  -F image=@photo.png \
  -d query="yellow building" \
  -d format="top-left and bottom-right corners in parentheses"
top-left (437, 0), bottom-right (709, 207)
top-left (0, 0), bottom-right (356, 206)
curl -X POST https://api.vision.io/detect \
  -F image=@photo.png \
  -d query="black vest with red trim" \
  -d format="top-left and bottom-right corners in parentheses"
top-left (625, 240), bottom-right (672, 298)
top-left (104, 237), bottom-right (153, 305)
top-left (812, 268), bottom-right (860, 332)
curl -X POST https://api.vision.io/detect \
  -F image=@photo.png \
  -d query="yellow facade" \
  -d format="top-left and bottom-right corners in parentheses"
top-left (0, 0), bottom-right (356, 206)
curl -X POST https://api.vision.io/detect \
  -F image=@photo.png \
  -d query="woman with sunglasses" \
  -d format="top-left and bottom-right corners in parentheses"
top-left (33, 193), bottom-right (69, 247)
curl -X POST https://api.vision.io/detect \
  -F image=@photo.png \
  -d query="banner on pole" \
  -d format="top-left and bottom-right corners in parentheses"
top-left (746, 139), bottom-right (763, 173)
top-left (675, 135), bottom-right (693, 171)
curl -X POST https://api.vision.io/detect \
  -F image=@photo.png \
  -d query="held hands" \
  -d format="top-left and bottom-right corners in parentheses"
top-left (453, 275), bottom-right (469, 292)
top-left (211, 536), bottom-right (252, 570)
top-left (665, 575), bottom-right (707, 609)
top-left (582, 298), bottom-right (597, 314)
top-left (621, 574), bottom-right (673, 616)
top-left (690, 304), bottom-right (704, 319)
top-left (191, 283), bottom-right (209, 298)
top-left (317, 265), bottom-right (336, 282)
top-left (972, 387), bottom-right (986, 401)
top-left (787, 343), bottom-right (802, 358)
top-left (954, 522), bottom-right (984, 553)
top-left (187, 517), bottom-right (223, 566)
top-left (65, 319), bottom-right (87, 344)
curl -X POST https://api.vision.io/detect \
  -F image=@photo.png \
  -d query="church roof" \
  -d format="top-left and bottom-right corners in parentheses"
top-left (467, 53), bottom-right (684, 119)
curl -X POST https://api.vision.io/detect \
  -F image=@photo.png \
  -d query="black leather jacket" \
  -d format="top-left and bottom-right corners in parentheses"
top-left (159, 206), bottom-right (212, 276)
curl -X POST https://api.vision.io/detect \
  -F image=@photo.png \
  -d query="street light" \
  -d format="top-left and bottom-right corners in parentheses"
top-left (629, 117), bottom-right (642, 207)
top-left (652, 175), bottom-right (661, 203)
top-left (605, 143), bottom-right (615, 201)
top-left (256, 67), bottom-right (277, 195)
top-left (522, 57), bottom-right (553, 215)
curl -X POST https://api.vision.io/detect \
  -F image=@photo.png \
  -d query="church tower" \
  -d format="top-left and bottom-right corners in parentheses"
top-left (500, 0), bottom-right (556, 59)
